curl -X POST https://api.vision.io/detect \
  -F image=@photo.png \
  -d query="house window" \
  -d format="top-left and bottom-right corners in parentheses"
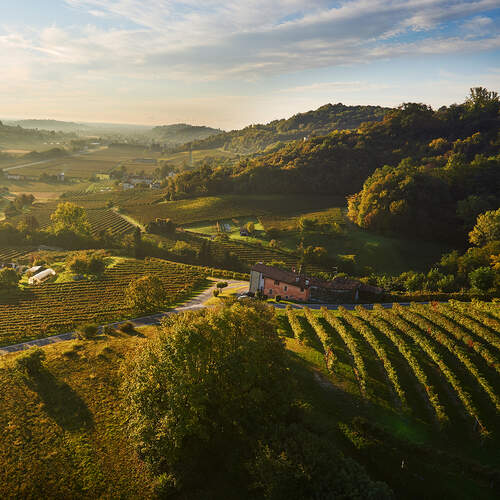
top-left (300, 287), bottom-right (304, 292)
top-left (268, 289), bottom-right (273, 295)
top-left (274, 280), bottom-right (280, 285)
top-left (284, 285), bottom-right (288, 291)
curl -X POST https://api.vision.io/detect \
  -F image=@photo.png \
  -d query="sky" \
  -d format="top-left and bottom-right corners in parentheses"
top-left (1, 0), bottom-right (499, 129)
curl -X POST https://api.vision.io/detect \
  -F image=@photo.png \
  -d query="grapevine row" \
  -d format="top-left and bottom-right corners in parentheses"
top-left (355, 305), bottom-right (447, 423)
top-left (374, 305), bottom-right (486, 433)
top-left (338, 306), bottom-right (407, 409)
top-left (303, 307), bottom-right (336, 369)
top-left (322, 309), bottom-right (367, 394)
top-left (403, 305), bottom-right (500, 412)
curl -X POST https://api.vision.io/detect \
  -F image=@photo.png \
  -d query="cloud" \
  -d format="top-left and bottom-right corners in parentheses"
top-left (0, 0), bottom-right (490, 82)
top-left (1, 0), bottom-right (499, 126)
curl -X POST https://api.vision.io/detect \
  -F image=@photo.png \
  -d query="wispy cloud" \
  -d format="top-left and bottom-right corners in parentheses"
top-left (0, 0), bottom-right (499, 126)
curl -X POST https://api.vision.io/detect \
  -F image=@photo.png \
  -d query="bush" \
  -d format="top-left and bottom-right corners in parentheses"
top-left (76, 323), bottom-right (99, 339)
top-left (213, 289), bottom-right (220, 297)
top-left (216, 281), bottom-right (228, 289)
top-left (120, 321), bottom-right (136, 334)
top-left (275, 295), bottom-right (281, 302)
top-left (469, 266), bottom-right (495, 292)
top-left (15, 348), bottom-right (46, 375)
top-left (102, 325), bottom-right (117, 336)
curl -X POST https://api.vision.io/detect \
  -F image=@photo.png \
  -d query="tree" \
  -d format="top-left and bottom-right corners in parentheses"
top-left (469, 209), bottom-right (500, 247)
top-left (122, 303), bottom-right (290, 493)
top-left (0, 268), bottom-right (21, 290)
top-left (50, 202), bottom-right (91, 236)
top-left (469, 266), bottom-right (495, 292)
top-left (125, 275), bottom-right (167, 313)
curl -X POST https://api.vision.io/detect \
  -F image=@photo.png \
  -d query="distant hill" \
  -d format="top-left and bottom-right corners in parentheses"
top-left (0, 121), bottom-right (75, 149)
top-left (175, 103), bottom-right (390, 154)
top-left (151, 123), bottom-right (223, 146)
top-left (5, 119), bottom-right (89, 133)
top-left (166, 89), bottom-right (500, 242)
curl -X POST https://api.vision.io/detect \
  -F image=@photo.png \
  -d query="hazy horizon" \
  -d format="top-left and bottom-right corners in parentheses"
top-left (1, 1), bottom-right (499, 129)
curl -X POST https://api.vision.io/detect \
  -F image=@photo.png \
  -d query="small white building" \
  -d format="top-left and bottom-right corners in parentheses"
top-left (29, 268), bottom-right (56, 285)
top-left (26, 265), bottom-right (44, 275)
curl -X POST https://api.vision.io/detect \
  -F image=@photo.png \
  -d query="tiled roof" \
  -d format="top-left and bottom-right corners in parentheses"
top-left (251, 263), bottom-right (383, 294)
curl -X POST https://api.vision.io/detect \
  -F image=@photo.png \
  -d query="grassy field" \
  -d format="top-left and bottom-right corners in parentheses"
top-left (260, 208), bottom-right (449, 275)
top-left (0, 301), bottom-right (498, 498)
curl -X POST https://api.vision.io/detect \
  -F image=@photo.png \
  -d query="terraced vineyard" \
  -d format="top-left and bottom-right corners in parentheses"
top-left (0, 258), bottom-right (206, 345)
top-left (0, 247), bottom-right (35, 262)
top-left (286, 301), bottom-right (500, 434)
top-left (10, 204), bottom-right (136, 236)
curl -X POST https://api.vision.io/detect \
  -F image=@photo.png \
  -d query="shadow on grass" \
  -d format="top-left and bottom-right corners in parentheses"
top-left (26, 368), bottom-right (94, 432)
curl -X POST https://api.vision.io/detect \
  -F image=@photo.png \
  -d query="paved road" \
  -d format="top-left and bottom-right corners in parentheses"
top-left (0, 280), bottom-right (247, 356)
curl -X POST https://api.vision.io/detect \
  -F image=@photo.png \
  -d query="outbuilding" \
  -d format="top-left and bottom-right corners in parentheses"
top-left (28, 268), bottom-right (56, 285)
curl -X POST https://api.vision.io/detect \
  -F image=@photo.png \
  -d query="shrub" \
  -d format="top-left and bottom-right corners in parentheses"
top-left (216, 281), bottom-right (228, 289)
top-left (76, 323), bottom-right (99, 339)
top-left (275, 295), bottom-right (282, 302)
top-left (120, 321), bottom-right (136, 334)
top-left (469, 266), bottom-right (495, 292)
top-left (15, 348), bottom-right (46, 375)
top-left (213, 289), bottom-right (220, 297)
top-left (102, 325), bottom-right (117, 336)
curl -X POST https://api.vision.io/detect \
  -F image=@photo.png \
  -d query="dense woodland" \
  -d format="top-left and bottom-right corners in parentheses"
top-left (174, 103), bottom-right (389, 154)
top-left (167, 90), bottom-right (499, 240)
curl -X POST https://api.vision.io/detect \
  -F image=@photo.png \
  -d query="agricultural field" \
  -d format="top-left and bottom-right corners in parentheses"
top-left (260, 206), bottom-right (345, 231)
top-left (158, 147), bottom-right (236, 169)
top-left (121, 194), bottom-right (341, 226)
top-left (0, 246), bottom-right (35, 262)
top-left (8, 203), bottom-right (136, 237)
top-left (0, 257), bottom-right (207, 346)
top-left (284, 301), bottom-right (500, 437)
top-left (5, 146), bottom-right (162, 178)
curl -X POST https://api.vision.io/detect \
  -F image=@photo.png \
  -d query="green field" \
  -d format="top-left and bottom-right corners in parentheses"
top-left (0, 300), bottom-right (498, 498)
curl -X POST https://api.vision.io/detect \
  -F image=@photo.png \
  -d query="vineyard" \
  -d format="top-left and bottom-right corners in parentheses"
top-left (0, 258), bottom-right (206, 346)
top-left (0, 247), bottom-right (35, 262)
top-left (285, 301), bottom-right (500, 435)
top-left (121, 194), bottom-right (341, 226)
top-left (260, 206), bottom-right (345, 231)
top-left (10, 203), bottom-right (136, 237)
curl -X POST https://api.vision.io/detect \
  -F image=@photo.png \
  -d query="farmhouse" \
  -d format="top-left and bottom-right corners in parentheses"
top-left (249, 263), bottom-right (383, 302)
top-left (28, 268), bottom-right (56, 285)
